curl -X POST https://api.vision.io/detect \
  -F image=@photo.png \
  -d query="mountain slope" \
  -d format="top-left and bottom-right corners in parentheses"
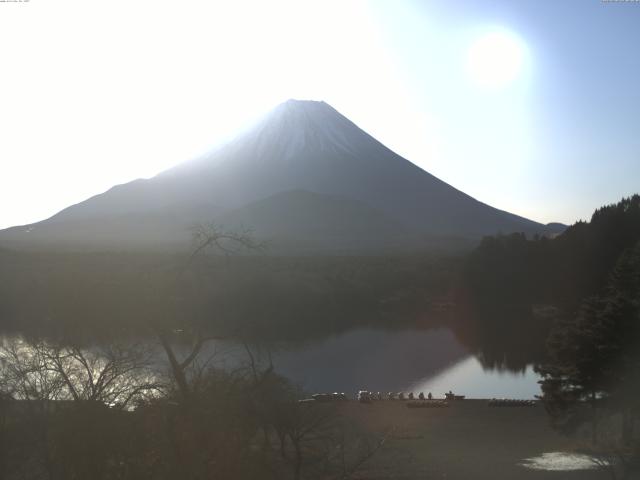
top-left (217, 189), bottom-right (421, 253)
top-left (0, 99), bottom-right (559, 252)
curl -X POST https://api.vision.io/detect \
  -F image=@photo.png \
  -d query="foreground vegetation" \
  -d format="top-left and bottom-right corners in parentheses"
top-left (0, 335), bottom-right (389, 480)
top-left (0, 227), bottom-right (455, 479)
top-left (464, 195), bottom-right (640, 477)
top-left (0, 335), bottom-right (613, 480)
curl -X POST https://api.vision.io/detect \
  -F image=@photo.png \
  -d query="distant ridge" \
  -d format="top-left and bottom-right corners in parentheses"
top-left (0, 99), bottom-right (563, 252)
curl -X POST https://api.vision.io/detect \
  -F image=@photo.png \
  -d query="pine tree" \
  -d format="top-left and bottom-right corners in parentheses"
top-left (537, 242), bottom-right (640, 445)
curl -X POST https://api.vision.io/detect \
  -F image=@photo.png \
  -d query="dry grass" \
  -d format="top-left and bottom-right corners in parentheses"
top-left (335, 400), bottom-right (604, 480)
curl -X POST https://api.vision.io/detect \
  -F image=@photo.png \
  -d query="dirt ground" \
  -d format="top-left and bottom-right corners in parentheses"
top-left (337, 400), bottom-right (605, 480)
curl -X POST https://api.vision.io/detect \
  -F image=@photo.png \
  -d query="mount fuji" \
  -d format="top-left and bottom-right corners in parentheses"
top-left (0, 99), bottom-right (562, 253)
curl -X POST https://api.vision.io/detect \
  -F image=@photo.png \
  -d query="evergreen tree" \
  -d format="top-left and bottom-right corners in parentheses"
top-left (536, 242), bottom-right (640, 445)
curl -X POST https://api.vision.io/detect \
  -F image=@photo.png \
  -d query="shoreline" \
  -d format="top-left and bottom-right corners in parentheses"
top-left (333, 399), bottom-right (602, 479)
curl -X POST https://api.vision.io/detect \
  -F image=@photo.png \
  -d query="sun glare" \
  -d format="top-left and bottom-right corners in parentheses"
top-left (467, 31), bottom-right (526, 88)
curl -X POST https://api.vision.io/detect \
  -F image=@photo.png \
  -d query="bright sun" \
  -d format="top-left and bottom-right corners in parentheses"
top-left (467, 31), bottom-right (526, 88)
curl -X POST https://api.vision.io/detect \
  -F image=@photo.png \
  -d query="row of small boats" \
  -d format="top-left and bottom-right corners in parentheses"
top-left (488, 398), bottom-right (536, 407)
top-left (406, 400), bottom-right (449, 408)
top-left (357, 391), bottom-right (454, 402)
top-left (300, 392), bottom-right (536, 407)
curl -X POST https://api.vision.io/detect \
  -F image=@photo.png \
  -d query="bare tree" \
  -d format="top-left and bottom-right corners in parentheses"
top-left (0, 337), bottom-right (162, 480)
top-left (188, 222), bottom-right (265, 263)
top-left (156, 327), bottom-right (230, 401)
top-left (282, 402), bottom-right (339, 480)
top-left (157, 223), bottom-right (264, 401)
top-left (0, 337), bottom-right (67, 404)
top-left (327, 419), bottom-right (388, 480)
top-left (0, 337), bottom-right (162, 409)
top-left (266, 395), bottom-right (388, 480)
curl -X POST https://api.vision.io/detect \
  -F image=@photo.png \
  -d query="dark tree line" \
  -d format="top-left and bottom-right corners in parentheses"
top-left (0, 248), bottom-right (456, 344)
top-left (465, 194), bottom-right (640, 310)
top-left (463, 194), bottom-right (640, 476)
top-left (536, 241), bottom-right (640, 478)
top-left (458, 195), bottom-right (640, 371)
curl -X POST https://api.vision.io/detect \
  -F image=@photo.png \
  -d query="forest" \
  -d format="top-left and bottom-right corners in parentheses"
top-left (463, 195), bottom-right (640, 474)
top-left (0, 248), bottom-right (458, 342)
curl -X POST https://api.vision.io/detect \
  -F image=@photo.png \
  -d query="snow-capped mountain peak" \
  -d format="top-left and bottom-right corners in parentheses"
top-left (0, 98), bottom-right (558, 252)
top-left (231, 99), bottom-right (362, 161)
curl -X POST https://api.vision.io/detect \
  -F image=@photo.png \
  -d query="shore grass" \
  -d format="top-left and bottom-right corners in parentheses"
top-left (337, 399), bottom-right (603, 479)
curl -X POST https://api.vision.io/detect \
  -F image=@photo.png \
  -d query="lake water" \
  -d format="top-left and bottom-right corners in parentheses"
top-left (261, 327), bottom-right (541, 399)
top-left (2, 325), bottom-right (541, 400)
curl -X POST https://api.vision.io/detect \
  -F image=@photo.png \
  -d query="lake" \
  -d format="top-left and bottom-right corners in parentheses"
top-left (241, 327), bottom-right (541, 399)
top-left (1, 325), bottom-right (541, 401)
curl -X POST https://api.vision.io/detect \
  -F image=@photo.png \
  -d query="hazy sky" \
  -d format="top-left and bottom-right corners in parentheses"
top-left (1, 0), bottom-right (638, 229)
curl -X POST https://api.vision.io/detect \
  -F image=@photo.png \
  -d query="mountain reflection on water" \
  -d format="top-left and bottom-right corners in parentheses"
top-left (261, 327), bottom-right (541, 399)
top-left (1, 308), bottom-right (546, 400)
top-left (410, 356), bottom-right (540, 399)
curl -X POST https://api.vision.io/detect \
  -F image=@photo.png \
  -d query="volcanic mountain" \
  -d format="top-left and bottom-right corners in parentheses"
top-left (0, 99), bottom-right (561, 252)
